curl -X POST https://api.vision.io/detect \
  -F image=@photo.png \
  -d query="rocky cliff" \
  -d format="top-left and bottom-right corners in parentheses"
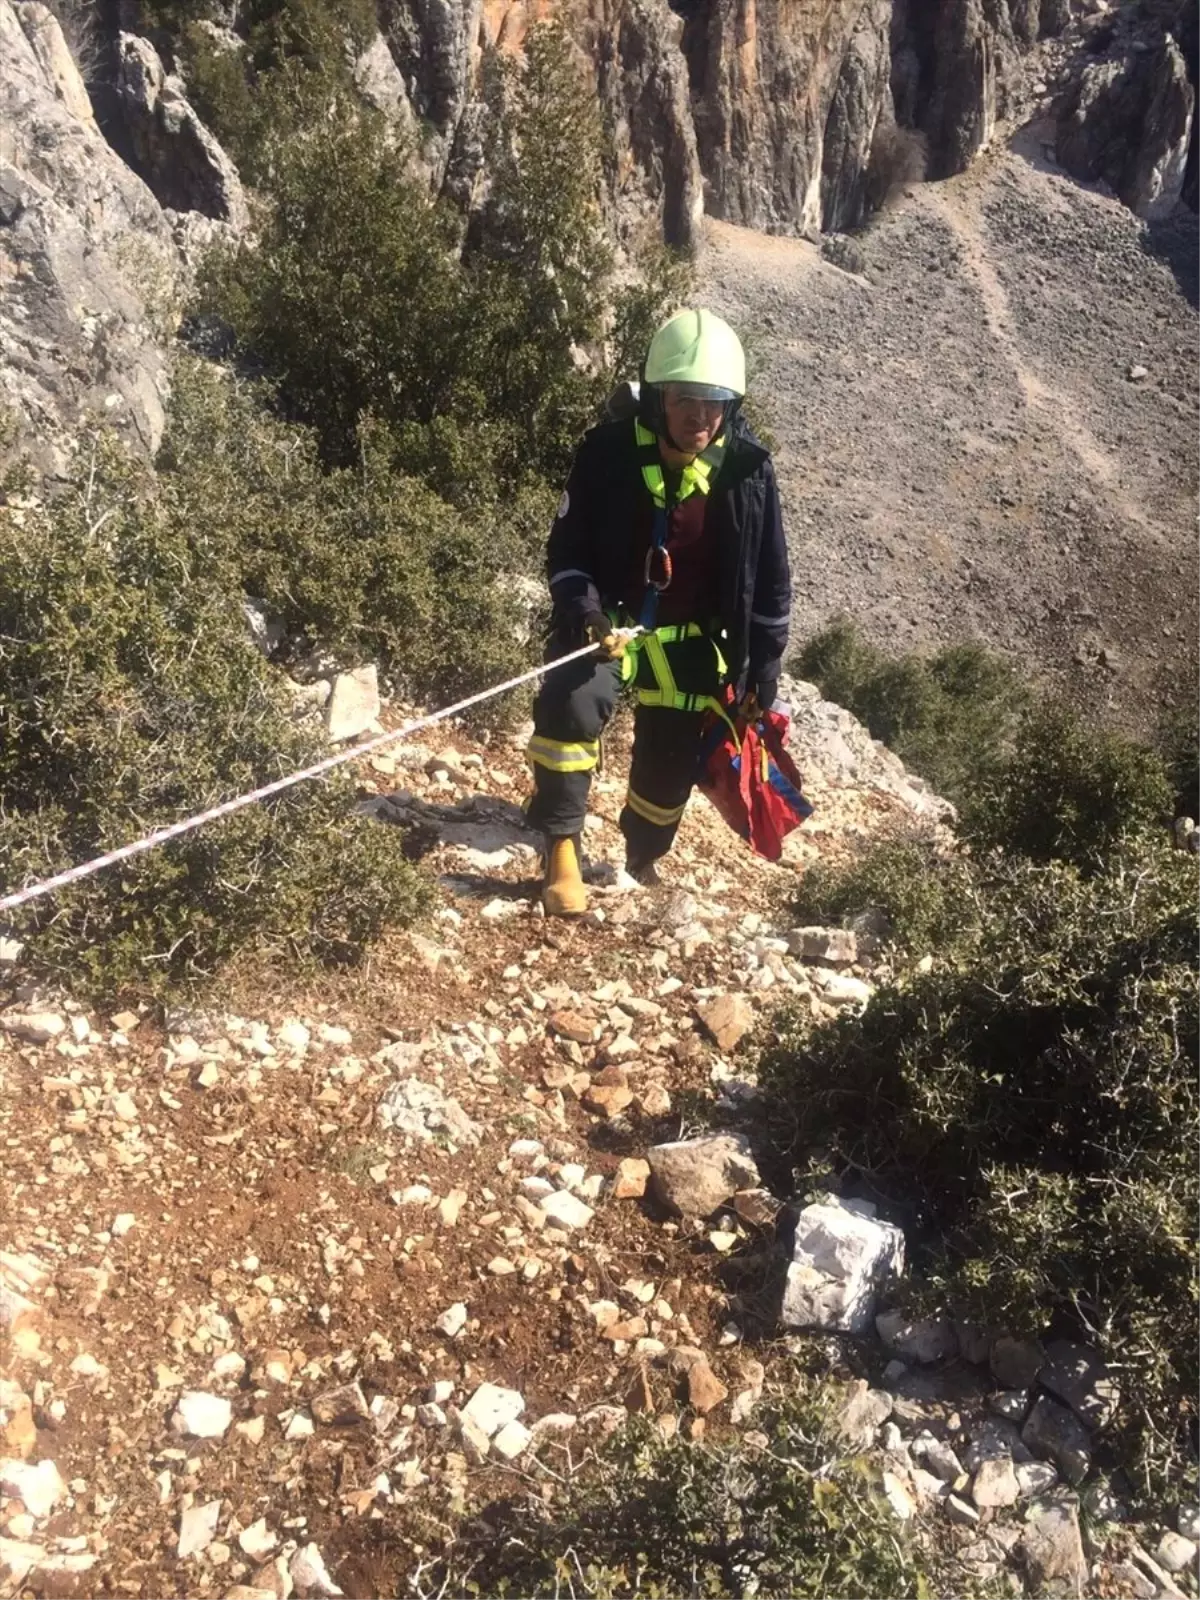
top-left (0, 2), bottom-right (178, 478)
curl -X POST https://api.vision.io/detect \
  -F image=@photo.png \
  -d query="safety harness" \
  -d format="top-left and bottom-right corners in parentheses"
top-left (633, 419), bottom-right (725, 632)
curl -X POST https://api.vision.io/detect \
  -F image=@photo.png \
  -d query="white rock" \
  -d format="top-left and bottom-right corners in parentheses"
top-left (111, 1213), bottom-right (135, 1238)
top-left (0, 1011), bottom-right (65, 1044)
top-left (0, 1459), bottom-right (66, 1519)
top-left (283, 1409), bottom-right (314, 1441)
top-left (1156, 1532), bottom-right (1197, 1574)
top-left (461, 1383), bottom-right (524, 1438)
top-left (492, 1419), bottom-right (533, 1460)
top-left (1179, 1506), bottom-right (1200, 1543)
top-left (238, 1518), bottom-right (277, 1559)
top-left (276, 1020), bottom-right (311, 1053)
top-left (317, 1024), bottom-right (353, 1046)
top-left (290, 1541), bottom-right (344, 1596)
top-left (781, 1196), bottom-right (904, 1333)
top-left (325, 666), bottom-right (380, 742)
top-left (817, 973), bottom-right (874, 1007)
top-left (110, 1091), bottom-right (138, 1122)
top-left (178, 1499), bottom-right (221, 1559)
top-left (539, 1191), bottom-right (594, 1231)
top-left (436, 1303), bottom-right (468, 1338)
top-left (171, 1391), bottom-right (232, 1439)
top-left (882, 1471), bottom-right (916, 1520)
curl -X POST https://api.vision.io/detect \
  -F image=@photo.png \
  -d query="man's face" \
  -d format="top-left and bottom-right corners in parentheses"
top-left (662, 385), bottom-right (726, 456)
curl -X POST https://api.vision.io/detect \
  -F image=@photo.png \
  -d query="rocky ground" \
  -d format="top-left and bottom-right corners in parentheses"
top-left (708, 136), bottom-right (1198, 738)
top-left (1, 675), bottom-right (1196, 1599)
top-left (0, 680), bottom-right (923, 1599)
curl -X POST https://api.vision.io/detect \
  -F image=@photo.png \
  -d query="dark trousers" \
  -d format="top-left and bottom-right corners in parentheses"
top-left (526, 633), bottom-right (720, 866)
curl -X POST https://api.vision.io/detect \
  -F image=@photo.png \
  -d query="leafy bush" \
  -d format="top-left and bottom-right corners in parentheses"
top-left (762, 836), bottom-right (1198, 1497)
top-left (158, 359), bottom-right (541, 707)
top-left (440, 1387), bottom-right (952, 1597)
top-left (0, 436), bottom-right (429, 997)
top-left (793, 618), bottom-right (1028, 804)
top-left (199, 19), bottom-right (692, 493)
top-left (791, 831), bottom-right (980, 958)
top-left (957, 701), bottom-right (1173, 870)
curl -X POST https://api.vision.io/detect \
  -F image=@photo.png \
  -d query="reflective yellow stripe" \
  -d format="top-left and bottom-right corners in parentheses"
top-left (526, 735), bottom-right (599, 773)
top-left (625, 788), bottom-right (688, 828)
top-left (642, 634), bottom-right (678, 703)
top-left (634, 420), bottom-right (726, 506)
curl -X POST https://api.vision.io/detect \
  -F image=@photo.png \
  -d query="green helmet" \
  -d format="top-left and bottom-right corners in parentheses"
top-left (643, 308), bottom-right (746, 401)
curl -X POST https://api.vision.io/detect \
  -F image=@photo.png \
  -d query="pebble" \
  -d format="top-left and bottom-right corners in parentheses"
top-left (436, 1303), bottom-right (468, 1338)
top-left (171, 1391), bottom-right (232, 1439)
top-left (0, 1458), bottom-right (67, 1519)
top-left (311, 1382), bottom-right (369, 1426)
top-left (971, 1454), bottom-right (1020, 1508)
top-left (698, 993), bottom-right (754, 1052)
top-left (178, 1499), bottom-right (221, 1559)
top-left (539, 1190), bottom-right (594, 1231)
top-left (462, 1383), bottom-right (524, 1437)
top-left (111, 1213), bottom-right (135, 1238)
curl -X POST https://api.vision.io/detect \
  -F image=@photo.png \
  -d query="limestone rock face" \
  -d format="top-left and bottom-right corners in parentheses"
top-left (378, 0), bottom-right (703, 249)
top-left (1056, 26), bottom-right (1195, 218)
top-left (112, 32), bottom-right (249, 229)
top-left (0, 0), bottom-right (177, 478)
top-left (682, 0), bottom-right (1057, 236)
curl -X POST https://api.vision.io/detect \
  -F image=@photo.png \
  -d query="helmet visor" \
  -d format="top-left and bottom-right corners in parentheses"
top-left (663, 381), bottom-right (738, 404)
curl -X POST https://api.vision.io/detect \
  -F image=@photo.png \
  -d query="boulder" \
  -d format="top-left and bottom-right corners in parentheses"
top-left (875, 1310), bottom-right (957, 1364)
top-left (787, 926), bottom-right (858, 964)
top-left (1038, 1339), bottom-right (1118, 1430)
top-left (990, 1334), bottom-right (1044, 1389)
top-left (647, 1133), bottom-right (760, 1218)
top-left (1020, 1502), bottom-right (1087, 1595)
top-left (1021, 1395), bottom-right (1092, 1485)
top-left (326, 666), bottom-right (381, 742)
top-left (780, 1196), bottom-right (904, 1334)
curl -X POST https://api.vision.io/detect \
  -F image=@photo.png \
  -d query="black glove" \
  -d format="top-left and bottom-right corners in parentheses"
top-left (583, 611), bottom-right (627, 660)
top-left (752, 674), bottom-right (779, 712)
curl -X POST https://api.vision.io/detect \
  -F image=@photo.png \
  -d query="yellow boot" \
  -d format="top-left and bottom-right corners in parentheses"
top-left (543, 835), bottom-right (587, 917)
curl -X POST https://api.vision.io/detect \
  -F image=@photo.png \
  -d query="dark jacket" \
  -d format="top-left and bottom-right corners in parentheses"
top-left (546, 413), bottom-right (791, 702)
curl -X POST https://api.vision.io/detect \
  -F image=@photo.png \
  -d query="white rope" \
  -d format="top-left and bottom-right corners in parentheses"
top-left (0, 633), bottom-right (639, 915)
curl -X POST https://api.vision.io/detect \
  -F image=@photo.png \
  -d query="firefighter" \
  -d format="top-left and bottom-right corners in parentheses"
top-left (526, 307), bottom-right (792, 915)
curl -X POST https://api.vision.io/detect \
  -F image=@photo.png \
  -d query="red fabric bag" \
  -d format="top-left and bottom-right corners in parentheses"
top-left (698, 702), bottom-right (814, 861)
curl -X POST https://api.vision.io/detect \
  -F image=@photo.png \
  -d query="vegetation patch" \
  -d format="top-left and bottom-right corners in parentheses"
top-left (766, 831), bottom-right (1198, 1498)
top-left (793, 618), bottom-right (1028, 806)
top-left (437, 1385), bottom-right (958, 1597)
top-left (0, 439), bottom-right (428, 998)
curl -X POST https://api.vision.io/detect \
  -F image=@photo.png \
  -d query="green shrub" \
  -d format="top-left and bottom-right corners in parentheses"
top-left (158, 359), bottom-right (538, 706)
top-left (793, 619), bottom-right (1028, 804)
top-left (791, 832), bottom-right (980, 957)
top-left (761, 835), bottom-right (1198, 1498)
top-left (958, 701), bottom-right (1174, 870)
top-left (0, 436), bottom-right (429, 997)
top-left (439, 1385), bottom-right (954, 1597)
top-left (198, 18), bottom-right (692, 493)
